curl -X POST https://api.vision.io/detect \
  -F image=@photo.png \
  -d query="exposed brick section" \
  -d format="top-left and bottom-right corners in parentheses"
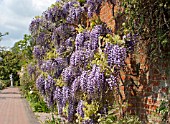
top-left (100, 1), bottom-right (115, 32)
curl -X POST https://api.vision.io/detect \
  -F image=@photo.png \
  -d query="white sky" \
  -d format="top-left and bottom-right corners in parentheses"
top-left (0, 0), bottom-right (56, 48)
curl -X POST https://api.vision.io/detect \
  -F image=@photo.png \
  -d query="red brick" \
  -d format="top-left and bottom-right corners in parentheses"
top-left (119, 85), bottom-right (125, 91)
top-left (150, 105), bottom-right (157, 111)
top-left (140, 55), bottom-right (146, 64)
top-left (121, 75), bottom-right (126, 81)
top-left (147, 98), bottom-right (152, 104)
top-left (125, 58), bottom-right (131, 64)
top-left (146, 87), bottom-right (152, 92)
top-left (144, 104), bottom-right (150, 109)
top-left (161, 87), bottom-right (168, 93)
top-left (161, 76), bottom-right (167, 80)
top-left (149, 75), bottom-right (161, 80)
top-left (152, 81), bottom-right (160, 86)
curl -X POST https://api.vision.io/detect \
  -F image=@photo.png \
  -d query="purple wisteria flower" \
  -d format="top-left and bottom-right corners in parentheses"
top-left (77, 100), bottom-right (84, 118)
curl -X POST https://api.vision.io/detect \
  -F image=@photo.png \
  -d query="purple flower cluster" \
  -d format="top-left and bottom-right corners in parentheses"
top-left (44, 6), bottom-right (59, 22)
top-left (90, 25), bottom-right (103, 50)
top-left (86, 0), bottom-right (102, 18)
top-left (33, 46), bottom-right (46, 60)
top-left (62, 86), bottom-right (70, 107)
top-left (66, 2), bottom-right (84, 23)
top-left (76, 28), bottom-right (105, 51)
top-left (106, 75), bottom-right (118, 90)
top-left (65, 37), bottom-right (73, 47)
top-left (75, 25), bottom-right (106, 52)
top-left (36, 32), bottom-right (45, 45)
top-left (61, 66), bottom-right (79, 83)
top-left (41, 60), bottom-right (53, 72)
top-left (45, 75), bottom-right (56, 92)
top-left (70, 50), bottom-right (93, 67)
top-left (77, 100), bottom-right (84, 118)
top-left (54, 87), bottom-right (63, 114)
top-left (36, 75), bottom-right (45, 95)
top-left (83, 119), bottom-right (94, 124)
top-left (53, 86), bottom-right (71, 115)
top-left (29, 18), bottom-right (42, 35)
top-left (55, 24), bottom-right (70, 39)
top-left (68, 98), bottom-right (75, 122)
top-left (86, 65), bottom-right (104, 97)
top-left (75, 33), bottom-right (85, 50)
top-left (123, 33), bottom-right (139, 52)
top-left (27, 64), bottom-right (36, 76)
top-left (80, 71), bottom-right (89, 92)
top-left (105, 43), bottom-right (127, 67)
top-left (69, 65), bottom-right (105, 99)
top-left (71, 76), bottom-right (80, 97)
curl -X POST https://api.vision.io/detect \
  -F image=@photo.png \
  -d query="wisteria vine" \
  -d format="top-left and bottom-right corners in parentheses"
top-left (28, 0), bottom-right (135, 123)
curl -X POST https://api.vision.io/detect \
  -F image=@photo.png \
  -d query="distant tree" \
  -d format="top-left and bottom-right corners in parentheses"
top-left (12, 34), bottom-right (34, 65)
top-left (0, 32), bottom-right (9, 41)
top-left (0, 50), bottom-right (21, 83)
top-left (0, 34), bottom-right (34, 86)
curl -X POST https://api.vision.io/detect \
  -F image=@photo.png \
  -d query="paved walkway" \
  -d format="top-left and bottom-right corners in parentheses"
top-left (0, 87), bottom-right (40, 124)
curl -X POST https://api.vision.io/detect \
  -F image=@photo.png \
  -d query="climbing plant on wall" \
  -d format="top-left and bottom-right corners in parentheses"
top-left (28, 0), bottom-right (139, 123)
top-left (120, 0), bottom-right (170, 59)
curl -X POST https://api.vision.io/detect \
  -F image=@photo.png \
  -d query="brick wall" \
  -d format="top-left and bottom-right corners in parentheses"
top-left (99, 0), bottom-right (170, 123)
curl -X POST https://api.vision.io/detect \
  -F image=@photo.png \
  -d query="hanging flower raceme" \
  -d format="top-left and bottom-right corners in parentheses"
top-left (105, 43), bottom-right (127, 67)
top-left (54, 87), bottom-right (63, 115)
top-left (36, 75), bottom-right (45, 95)
top-left (27, 64), bottom-right (36, 76)
top-left (77, 100), bottom-right (84, 118)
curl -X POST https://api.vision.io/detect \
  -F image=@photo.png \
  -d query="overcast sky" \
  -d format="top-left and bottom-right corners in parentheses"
top-left (0, 0), bottom-right (56, 48)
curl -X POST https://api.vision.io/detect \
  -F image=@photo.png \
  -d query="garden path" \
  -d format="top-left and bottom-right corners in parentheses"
top-left (0, 87), bottom-right (39, 124)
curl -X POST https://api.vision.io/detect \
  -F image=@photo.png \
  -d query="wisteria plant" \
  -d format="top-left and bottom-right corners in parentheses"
top-left (28, 0), bottom-right (135, 123)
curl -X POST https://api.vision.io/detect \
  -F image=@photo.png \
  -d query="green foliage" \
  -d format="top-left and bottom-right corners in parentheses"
top-left (78, 0), bottom-right (86, 4)
top-left (46, 48), bottom-right (59, 60)
top-left (44, 114), bottom-right (60, 124)
top-left (20, 67), bottom-right (33, 94)
top-left (97, 101), bottom-right (141, 124)
top-left (55, 78), bottom-right (65, 87)
top-left (0, 50), bottom-right (21, 85)
top-left (20, 65), bottom-right (49, 113)
top-left (27, 91), bottom-right (50, 112)
top-left (120, 0), bottom-right (170, 59)
top-left (83, 101), bottom-right (99, 120)
top-left (114, 115), bottom-right (141, 124)
top-left (157, 100), bottom-right (169, 114)
top-left (0, 80), bottom-right (10, 89)
top-left (76, 24), bottom-right (85, 33)
top-left (101, 34), bottom-right (125, 45)
top-left (90, 17), bottom-right (102, 29)
top-left (0, 34), bottom-right (33, 86)
top-left (12, 34), bottom-right (34, 64)
top-left (0, 80), bottom-right (7, 90)
top-left (156, 87), bottom-right (170, 122)
top-left (99, 112), bottom-right (141, 124)
top-left (17, 50), bottom-right (50, 113)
